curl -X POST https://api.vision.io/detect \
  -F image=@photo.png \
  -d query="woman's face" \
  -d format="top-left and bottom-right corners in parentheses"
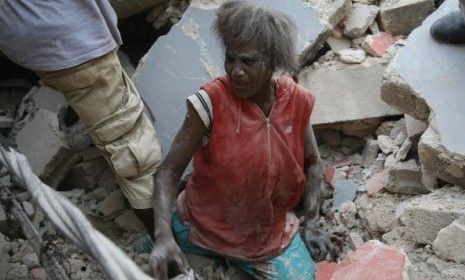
top-left (224, 42), bottom-right (273, 100)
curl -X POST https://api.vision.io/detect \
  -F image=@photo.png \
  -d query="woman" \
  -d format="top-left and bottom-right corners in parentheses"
top-left (149, 1), bottom-right (337, 279)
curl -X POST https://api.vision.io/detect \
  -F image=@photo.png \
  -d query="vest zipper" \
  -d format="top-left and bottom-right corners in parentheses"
top-left (251, 102), bottom-right (277, 163)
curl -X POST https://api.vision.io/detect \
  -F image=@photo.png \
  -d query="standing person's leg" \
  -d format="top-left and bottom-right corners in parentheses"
top-left (430, 0), bottom-right (465, 44)
top-left (231, 233), bottom-right (316, 280)
top-left (36, 50), bottom-right (161, 234)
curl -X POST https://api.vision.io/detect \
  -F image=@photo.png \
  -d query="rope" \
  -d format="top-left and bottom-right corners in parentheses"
top-left (0, 146), bottom-right (153, 280)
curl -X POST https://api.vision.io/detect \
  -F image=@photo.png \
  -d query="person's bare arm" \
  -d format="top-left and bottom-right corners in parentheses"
top-left (301, 124), bottom-right (343, 261)
top-left (150, 102), bottom-right (206, 279)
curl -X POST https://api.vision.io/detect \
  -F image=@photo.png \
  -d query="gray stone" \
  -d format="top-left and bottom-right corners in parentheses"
top-left (332, 179), bottom-right (358, 210)
top-left (419, 127), bottom-right (465, 187)
top-left (381, 0), bottom-right (465, 164)
top-left (384, 159), bottom-right (429, 194)
top-left (61, 188), bottom-right (85, 199)
top-left (134, 0), bottom-right (327, 155)
top-left (395, 138), bottom-right (412, 161)
top-left (308, 0), bottom-right (351, 27)
top-left (15, 108), bottom-right (79, 187)
top-left (362, 139), bottom-right (379, 167)
top-left (432, 215), bottom-right (465, 264)
top-left (97, 190), bottom-right (127, 217)
top-left (405, 115), bottom-right (427, 140)
top-left (357, 193), bottom-right (401, 235)
top-left (30, 86), bottom-right (67, 114)
top-left (23, 253), bottom-right (40, 268)
top-left (114, 209), bottom-right (145, 233)
top-left (299, 59), bottom-right (399, 125)
top-left (327, 36), bottom-right (352, 52)
top-left (379, 0), bottom-right (434, 36)
top-left (343, 3), bottom-right (379, 38)
top-left (337, 49), bottom-right (366, 64)
top-left (6, 263), bottom-right (28, 280)
top-left (348, 232), bottom-right (364, 249)
top-left (400, 186), bottom-right (465, 244)
top-left (377, 135), bottom-right (394, 154)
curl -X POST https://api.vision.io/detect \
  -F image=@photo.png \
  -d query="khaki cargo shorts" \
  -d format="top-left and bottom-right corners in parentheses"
top-left (37, 50), bottom-right (161, 209)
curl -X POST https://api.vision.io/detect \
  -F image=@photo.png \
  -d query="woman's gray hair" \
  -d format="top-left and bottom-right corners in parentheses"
top-left (213, 0), bottom-right (298, 74)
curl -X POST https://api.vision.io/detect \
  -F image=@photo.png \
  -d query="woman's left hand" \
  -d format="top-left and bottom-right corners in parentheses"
top-left (302, 226), bottom-right (346, 261)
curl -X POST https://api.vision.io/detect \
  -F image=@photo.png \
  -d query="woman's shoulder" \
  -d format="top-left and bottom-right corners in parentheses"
top-left (200, 75), bottom-right (232, 95)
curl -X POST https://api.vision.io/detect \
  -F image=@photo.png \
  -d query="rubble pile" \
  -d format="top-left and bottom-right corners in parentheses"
top-left (1, 0), bottom-right (465, 279)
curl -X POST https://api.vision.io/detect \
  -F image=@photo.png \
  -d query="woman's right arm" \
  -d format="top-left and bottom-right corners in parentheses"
top-left (150, 101), bottom-right (207, 279)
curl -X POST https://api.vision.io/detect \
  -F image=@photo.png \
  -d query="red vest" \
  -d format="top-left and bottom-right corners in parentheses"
top-left (180, 75), bottom-right (315, 261)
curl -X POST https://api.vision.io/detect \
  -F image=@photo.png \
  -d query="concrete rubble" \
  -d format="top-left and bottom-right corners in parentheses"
top-left (381, 0), bottom-right (465, 188)
top-left (2, 0), bottom-right (465, 279)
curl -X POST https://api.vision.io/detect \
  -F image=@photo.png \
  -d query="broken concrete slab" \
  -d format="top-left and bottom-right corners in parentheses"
top-left (400, 186), bottom-right (465, 244)
top-left (378, 135), bottom-right (395, 154)
top-left (299, 59), bottom-right (400, 125)
top-left (15, 108), bottom-right (79, 187)
top-left (418, 127), bottom-right (465, 186)
top-left (308, 0), bottom-right (351, 27)
top-left (30, 86), bottom-right (67, 114)
top-left (432, 215), bottom-right (465, 264)
top-left (384, 160), bottom-right (429, 194)
top-left (379, 0), bottom-right (434, 36)
top-left (327, 240), bottom-right (410, 280)
top-left (343, 3), bottom-right (379, 38)
top-left (332, 179), bottom-right (358, 210)
top-left (134, 0), bottom-right (328, 154)
top-left (381, 0), bottom-right (465, 156)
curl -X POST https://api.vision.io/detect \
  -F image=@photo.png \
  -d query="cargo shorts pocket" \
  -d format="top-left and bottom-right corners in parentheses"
top-left (104, 116), bottom-right (161, 179)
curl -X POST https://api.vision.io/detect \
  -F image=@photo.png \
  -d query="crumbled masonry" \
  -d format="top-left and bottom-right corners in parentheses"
top-left (1, 0), bottom-right (465, 279)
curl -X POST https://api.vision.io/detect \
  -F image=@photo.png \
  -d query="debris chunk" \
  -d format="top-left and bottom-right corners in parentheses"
top-left (337, 49), bottom-right (366, 64)
top-left (384, 160), bottom-right (428, 194)
top-left (362, 32), bottom-right (396, 57)
top-left (343, 3), bottom-right (379, 38)
top-left (379, 0), bottom-right (434, 36)
top-left (332, 179), bottom-right (358, 210)
top-left (433, 215), bottom-right (465, 264)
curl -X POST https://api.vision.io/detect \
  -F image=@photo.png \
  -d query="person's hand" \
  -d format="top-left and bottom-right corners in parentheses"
top-left (302, 226), bottom-right (345, 261)
top-left (150, 236), bottom-right (189, 280)
top-left (146, 0), bottom-right (190, 29)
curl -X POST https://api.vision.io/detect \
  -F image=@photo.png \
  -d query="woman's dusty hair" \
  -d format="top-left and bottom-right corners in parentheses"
top-left (213, 0), bottom-right (298, 74)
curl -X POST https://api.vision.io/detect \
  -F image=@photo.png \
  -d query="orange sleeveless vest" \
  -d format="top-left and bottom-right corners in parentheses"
top-left (180, 75), bottom-right (315, 261)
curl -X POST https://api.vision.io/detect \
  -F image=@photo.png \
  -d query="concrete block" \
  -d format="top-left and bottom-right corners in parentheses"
top-left (97, 190), bottom-right (127, 217)
top-left (299, 59), bottom-right (400, 125)
top-left (358, 193), bottom-right (400, 234)
top-left (400, 186), bottom-right (465, 244)
top-left (15, 108), bottom-right (79, 187)
top-left (343, 3), bottom-right (379, 38)
top-left (308, 0), bottom-right (351, 27)
top-left (379, 0), bottom-right (434, 36)
top-left (330, 240), bottom-right (410, 280)
top-left (394, 138), bottom-right (412, 161)
top-left (378, 135), bottom-right (394, 154)
top-left (405, 115), bottom-right (427, 140)
top-left (337, 49), bottom-right (366, 64)
top-left (362, 139), bottom-right (379, 167)
top-left (362, 32), bottom-right (396, 57)
top-left (432, 215), bottom-right (465, 264)
top-left (384, 159), bottom-right (429, 194)
top-left (114, 209), bottom-right (145, 233)
top-left (381, 0), bottom-right (465, 184)
top-left (30, 86), bottom-right (67, 114)
top-left (134, 0), bottom-right (328, 155)
top-left (327, 36), bottom-right (352, 52)
top-left (418, 127), bottom-right (465, 187)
